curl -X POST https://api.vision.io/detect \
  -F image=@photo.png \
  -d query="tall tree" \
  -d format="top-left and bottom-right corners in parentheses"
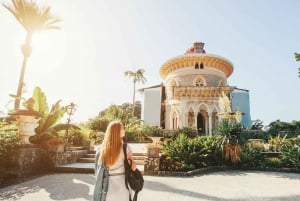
top-left (124, 68), bottom-right (147, 116)
top-left (3, 0), bottom-right (60, 110)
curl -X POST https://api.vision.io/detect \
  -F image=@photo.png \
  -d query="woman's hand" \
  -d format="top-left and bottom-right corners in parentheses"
top-left (127, 151), bottom-right (137, 171)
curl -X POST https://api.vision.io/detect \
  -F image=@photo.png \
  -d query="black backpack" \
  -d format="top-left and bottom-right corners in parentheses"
top-left (123, 143), bottom-right (144, 201)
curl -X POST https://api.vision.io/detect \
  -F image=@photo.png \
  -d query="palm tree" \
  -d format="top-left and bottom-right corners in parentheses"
top-left (3, 0), bottom-right (60, 110)
top-left (124, 68), bottom-right (147, 116)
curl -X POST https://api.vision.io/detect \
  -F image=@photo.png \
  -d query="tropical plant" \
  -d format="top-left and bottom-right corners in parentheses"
top-left (214, 119), bottom-right (244, 164)
top-left (162, 134), bottom-right (217, 170)
top-left (214, 92), bottom-right (245, 164)
top-left (280, 139), bottom-right (300, 169)
top-left (25, 87), bottom-right (66, 143)
top-left (3, 0), bottom-right (60, 110)
top-left (124, 69), bottom-right (147, 116)
top-left (239, 148), bottom-right (264, 168)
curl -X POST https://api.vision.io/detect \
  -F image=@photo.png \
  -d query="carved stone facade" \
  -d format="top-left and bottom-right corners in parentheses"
top-left (160, 42), bottom-right (235, 135)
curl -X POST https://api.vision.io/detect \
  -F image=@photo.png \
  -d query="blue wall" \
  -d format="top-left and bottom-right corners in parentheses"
top-left (230, 89), bottom-right (252, 128)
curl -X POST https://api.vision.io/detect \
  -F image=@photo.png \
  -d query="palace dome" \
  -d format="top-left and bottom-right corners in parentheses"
top-left (160, 42), bottom-right (234, 79)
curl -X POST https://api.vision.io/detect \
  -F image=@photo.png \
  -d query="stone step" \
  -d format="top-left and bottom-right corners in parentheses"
top-left (88, 150), bottom-right (96, 154)
top-left (133, 156), bottom-right (146, 160)
top-left (78, 158), bottom-right (95, 163)
top-left (84, 154), bottom-right (96, 158)
top-left (55, 163), bottom-right (95, 173)
top-left (135, 160), bottom-right (145, 165)
top-left (133, 153), bottom-right (147, 156)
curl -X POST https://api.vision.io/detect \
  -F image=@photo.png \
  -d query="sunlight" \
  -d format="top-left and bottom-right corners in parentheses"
top-left (29, 30), bottom-right (67, 74)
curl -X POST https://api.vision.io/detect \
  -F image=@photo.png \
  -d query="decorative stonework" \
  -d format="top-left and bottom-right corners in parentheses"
top-left (173, 86), bottom-right (234, 99)
top-left (160, 54), bottom-right (234, 79)
top-left (160, 42), bottom-right (236, 135)
top-left (13, 110), bottom-right (42, 144)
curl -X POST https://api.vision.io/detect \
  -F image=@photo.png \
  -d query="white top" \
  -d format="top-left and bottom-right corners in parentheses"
top-left (108, 143), bottom-right (132, 175)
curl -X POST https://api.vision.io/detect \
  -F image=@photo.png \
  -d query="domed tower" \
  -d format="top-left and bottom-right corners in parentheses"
top-left (160, 42), bottom-right (235, 135)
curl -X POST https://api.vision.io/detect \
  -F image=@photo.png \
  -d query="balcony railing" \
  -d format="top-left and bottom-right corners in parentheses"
top-left (172, 86), bottom-right (235, 99)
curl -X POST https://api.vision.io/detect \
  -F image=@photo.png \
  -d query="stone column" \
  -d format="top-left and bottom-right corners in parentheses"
top-left (165, 105), bottom-right (170, 129)
top-left (205, 114), bottom-right (208, 135)
top-left (208, 112), bottom-right (212, 136)
top-left (194, 112), bottom-right (197, 129)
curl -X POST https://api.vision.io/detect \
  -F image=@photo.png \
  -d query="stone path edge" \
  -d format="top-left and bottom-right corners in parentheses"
top-left (156, 166), bottom-right (300, 177)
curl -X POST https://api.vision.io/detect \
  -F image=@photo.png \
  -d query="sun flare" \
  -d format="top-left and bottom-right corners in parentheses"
top-left (30, 30), bottom-right (67, 73)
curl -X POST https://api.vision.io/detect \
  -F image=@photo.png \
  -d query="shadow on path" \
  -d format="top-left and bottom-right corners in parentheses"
top-left (0, 173), bottom-right (95, 201)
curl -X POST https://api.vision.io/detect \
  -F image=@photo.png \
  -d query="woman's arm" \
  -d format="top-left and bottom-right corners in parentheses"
top-left (126, 150), bottom-right (137, 171)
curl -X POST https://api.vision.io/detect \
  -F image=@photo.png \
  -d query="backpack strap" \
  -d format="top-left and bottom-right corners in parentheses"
top-left (123, 143), bottom-right (133, 201)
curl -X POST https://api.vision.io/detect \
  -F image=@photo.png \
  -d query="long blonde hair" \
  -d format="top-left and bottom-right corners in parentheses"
top-left (98, 120), bottom-right (124, 167)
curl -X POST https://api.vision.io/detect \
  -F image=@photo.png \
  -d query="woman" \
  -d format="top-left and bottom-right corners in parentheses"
top-left (93, 120), bottom-right (136, 201)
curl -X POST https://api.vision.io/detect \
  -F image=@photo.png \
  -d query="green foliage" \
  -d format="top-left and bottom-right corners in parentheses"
top-left (265, 157), bottom-right (282, 168)
top-left (251, 119), bottom-right (264, 130)
top-left (239, 148), bottom-right (264, 168)
top-left (266, 120), bottom-right (300, 138)
top-left (280, 140), bottom-right (300, 169)
top-left (0, 122), bottom-right (20, 162)
top-left (88, 116), bottom-right (110, 132)
top-left (162, 134), bottom-right (217, 170)
top-left (161, 127), bottom-right (198, 139)
top-left (214, 119), bottom-right (245, 146)
top-left (67, 129), bottom-right (86, 146)
top-left (141, 125), bottom-right (164, 137)
top-left (241, 129), bottom-right (269, 141)
top-left (31, 87), bottom-right (49, 116)
top-left (295, 52), bottom-right (300, 77)
top-left (268, 135), bottom-right (286, 152)
top-left (19, 87), bottom-right (67, 144)
top-left (295, 52), bottom-right (300, 61)
top-left (177, 127), bottom-right (198, 138)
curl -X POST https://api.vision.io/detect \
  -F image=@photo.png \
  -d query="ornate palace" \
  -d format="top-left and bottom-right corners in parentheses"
top-left (140, 42), bottom-right (251, 135)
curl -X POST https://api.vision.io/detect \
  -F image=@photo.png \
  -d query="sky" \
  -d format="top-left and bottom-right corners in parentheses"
top-left (0, 0), bottom-right (299, 126)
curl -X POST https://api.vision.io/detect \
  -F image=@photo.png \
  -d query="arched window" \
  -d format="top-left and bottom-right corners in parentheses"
top-left (195, 63), bottom-right (199, 69)
top-left (200, 62), bottom-right (204, 69)
top-left (172, 112), bottom-right (178, 129)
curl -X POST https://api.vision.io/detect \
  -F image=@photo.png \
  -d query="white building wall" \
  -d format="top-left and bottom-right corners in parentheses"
top-left (142, 88), bottom-right (161, 126)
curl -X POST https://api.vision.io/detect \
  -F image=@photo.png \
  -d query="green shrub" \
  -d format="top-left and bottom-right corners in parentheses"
top-left (0, 123), bottom-right (20, 162)
top-left (162, 134), bottom-right (217, 171)
top-left (141, 125), bottom-right (163, 137)
top-left (239, 148), bottom-right (264, 168)
top-left (280, 142), bottom-right (300, 169)
top-left (67, 129), bottom-right (86, 146)
top-left (0, 122), bottom-right (20, 185)
top-left (265, 157), bottom-right (282, 168)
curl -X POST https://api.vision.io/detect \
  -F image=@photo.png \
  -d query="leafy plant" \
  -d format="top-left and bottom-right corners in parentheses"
top-left (162, 134), bottom-right (217, 170)
top-left (0, 122), bottom-right (20, 162)
top-left (28, 87), bottom-right (66, 143)
top-left (239, 148), bottom-right (264, 168)
top-left (265, 157), bottom-right (282, 168)
top-left (280, 142), bottom-right (300, 169)
top-left (214, 119), bottom-right (245, 164)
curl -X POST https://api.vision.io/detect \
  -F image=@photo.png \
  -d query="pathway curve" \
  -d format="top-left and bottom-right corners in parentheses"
top-left (0, 171), bottom-right (300, 201)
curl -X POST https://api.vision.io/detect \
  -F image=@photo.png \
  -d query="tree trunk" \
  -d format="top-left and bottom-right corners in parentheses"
top-left (132, 80), bottom-right (136, 116)
top-left (15, 32), bottom-right (32, 110)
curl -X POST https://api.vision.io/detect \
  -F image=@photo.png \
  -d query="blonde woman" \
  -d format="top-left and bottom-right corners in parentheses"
top-left (93, 120), bottom-right (136, 201)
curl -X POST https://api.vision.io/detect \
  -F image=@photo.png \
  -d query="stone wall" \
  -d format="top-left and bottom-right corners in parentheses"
top-left (10, 145), bottom-right (50, 178)
top-left (48, 150), bottom-right (88, 168)
top-left (144, 157), bottom-right (160, 175)
top-left (9, 145), bottom-right (88, 179)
